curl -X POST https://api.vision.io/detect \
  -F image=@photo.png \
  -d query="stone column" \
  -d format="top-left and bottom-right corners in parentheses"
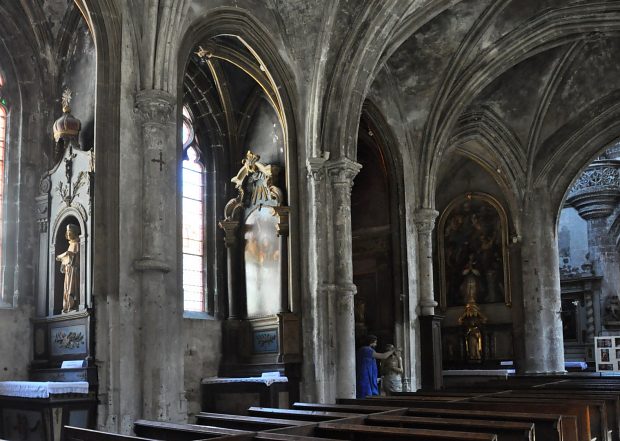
top-left (220, 220), bottom-right (240, 319)
top-left (274, 206), bottom-right (290, 313)
top-left (326, 157), bottom-right (361, 399)
top-left (133, 89), bottom-right (186, 421)
top-left (413, 209), bottom-right (439, 316)
top-left (301, 156), bottom-right (336, 402)
top-left (520, 190), bottom-right (565, 373)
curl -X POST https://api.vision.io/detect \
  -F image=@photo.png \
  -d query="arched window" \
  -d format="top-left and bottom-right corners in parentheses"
top-left (181, 107), bottom-right (206, 312)
top-left (0, 78), bottom-right (7, 292)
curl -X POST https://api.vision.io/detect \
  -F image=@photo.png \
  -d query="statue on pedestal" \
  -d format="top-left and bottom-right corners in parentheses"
top-left (56, 224), bottom-right (80, 313)
top-left (458, 255), bottom-right (487, 362)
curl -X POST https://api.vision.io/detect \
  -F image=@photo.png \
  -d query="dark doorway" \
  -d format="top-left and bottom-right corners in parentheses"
top-left (352, 120), bottom-right (401, 351)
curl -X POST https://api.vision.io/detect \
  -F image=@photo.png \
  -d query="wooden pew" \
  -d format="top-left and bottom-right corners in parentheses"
top-left (398, 407), bottom-right (562, 441)
top-left (64, 426), bottom-right (250, 441)
top-left (133, 420), bottom-right (254, 440)
top-left (315, 422), bottom-right (498, 441)
top-left (248, 407), bottom-right (361, 421)
top-left (365, 414), bottom-right (533, 441)
top-left (470, 394), bottom-right (601, 441)
top-left (337, 398), bottom-right (577, 441)
top-left (65, 427), bottom-right (160, 441)
top-left (195, 412), bottom-right (313, 431)
top-left (292, 402), bottom-right (404, 414)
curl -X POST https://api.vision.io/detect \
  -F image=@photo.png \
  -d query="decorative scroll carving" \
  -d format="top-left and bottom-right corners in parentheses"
top-left (567, 160), bottom-right (620, 219)
top-left (570, 166), bottom-right (620, 192)
top-left (230, 150), bottom-right (283, 206)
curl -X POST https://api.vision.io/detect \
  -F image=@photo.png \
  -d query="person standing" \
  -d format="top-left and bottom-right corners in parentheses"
top-left (356, 335), bottom-right (394, 398)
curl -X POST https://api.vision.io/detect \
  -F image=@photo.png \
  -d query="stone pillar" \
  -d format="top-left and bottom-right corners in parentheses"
top-left (326, 157), bottom-right (361, 399)
top-left (413, 209), bottom-right (439, 316)
top-left (220, 220), bottom-right (240, 319)
top-left (274, 206), bottom-right (290, 313)
top-left (301, 156), bottom-right (335, 402)
top-left (520, 190), bottom-right (565, 373)
top-left (133, 89), bottom-right (186, 421)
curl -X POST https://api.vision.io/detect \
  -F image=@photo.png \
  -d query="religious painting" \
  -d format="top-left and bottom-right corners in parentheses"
top-left (438, 193), bottom-right (511, 309)
top-left (244, 207), bottom-right (281, 317)
top-left (598, 338), bottom-right (612, 348)
top-left (601, 349), bottom-right (610, 362)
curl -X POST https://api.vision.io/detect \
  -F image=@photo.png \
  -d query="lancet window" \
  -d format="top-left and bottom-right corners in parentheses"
top-left (181, 106), bottom-right (206, 312)
top-left (0, 77), bottom-right (7, 291)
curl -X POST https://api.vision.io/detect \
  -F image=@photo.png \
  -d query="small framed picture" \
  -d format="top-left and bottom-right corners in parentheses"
top-left (598, 338), bottom-right (612, 348)
top-left (601, 349), bottom-right (610, 362)
top-left (615, 337), bottom-right (620, 346)
top-left (599, 363), bottom-right (613, 371)
top-left (615, 349), bottom-right (620, 359)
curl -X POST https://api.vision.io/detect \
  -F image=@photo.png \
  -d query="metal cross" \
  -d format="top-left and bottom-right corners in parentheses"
top-left (151, 151), bottom-right (165, 171)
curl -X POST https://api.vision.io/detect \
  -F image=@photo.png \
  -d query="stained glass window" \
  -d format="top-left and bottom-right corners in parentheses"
top-left (0, 101), bottom-right (6, 270)
top-left (181, 108), bottom-right (205, 312)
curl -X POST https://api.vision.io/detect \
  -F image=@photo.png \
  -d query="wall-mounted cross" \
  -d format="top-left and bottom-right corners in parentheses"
top-left (151, 151), bottom-right (165, 171)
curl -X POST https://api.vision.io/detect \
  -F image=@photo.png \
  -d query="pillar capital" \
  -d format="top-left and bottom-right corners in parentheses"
top-left (134, 89), bottom-right (175, 125)
top-left (219, 220), bottom-right (240, 248)
top-left (413, 208), bottom-right (439, 233)
top-left (325, 157), bottom-right (362, 186)
top-left (307, 155), bottom-right (329, 181)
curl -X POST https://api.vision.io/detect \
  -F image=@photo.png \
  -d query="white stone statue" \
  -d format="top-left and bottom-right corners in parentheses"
top-left (56, 224), bottom-right (79, 313)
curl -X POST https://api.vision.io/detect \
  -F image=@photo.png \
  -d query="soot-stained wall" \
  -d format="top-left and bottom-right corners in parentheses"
top-left (60, 18), bottom-right (95, 150)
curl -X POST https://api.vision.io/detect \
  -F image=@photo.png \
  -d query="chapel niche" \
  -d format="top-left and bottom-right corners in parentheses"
top-left (30, 90), bottom-right (96, 387)
top-left (435, 156), bottom-right (515, 368)
top-left (219, 150), bottom-right (299, 379)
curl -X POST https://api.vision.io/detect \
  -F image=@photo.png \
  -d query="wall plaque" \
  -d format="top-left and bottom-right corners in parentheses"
top-left (253, 329), bottom-right (279, 354)
top-left (50, 324), bottom-right (86, 356)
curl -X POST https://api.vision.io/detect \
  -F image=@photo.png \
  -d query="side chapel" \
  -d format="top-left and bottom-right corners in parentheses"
top-left (2, 0), bottom-right (620, 438)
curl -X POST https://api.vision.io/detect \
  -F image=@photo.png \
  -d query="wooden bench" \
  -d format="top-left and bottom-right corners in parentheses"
top-left (248, 407), bottom-right (362, 421)
top-left (365, 414), bottom-right (533, 441)
top-left (292, 402), bottom-right (404, 414)
top-left (133, 420), bottom-right (254, 440)
top-left (338, 398), bottom-right (577, 441)
top-left (195, 412), bottom-right (312, 431)
top-left (64, 425), bottom-right (250, 441)
top-left (315, 422), bottom-right (498, 440)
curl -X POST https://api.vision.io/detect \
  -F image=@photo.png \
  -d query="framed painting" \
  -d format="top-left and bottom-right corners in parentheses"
top-left (438, 192), bottom-right (511, 309)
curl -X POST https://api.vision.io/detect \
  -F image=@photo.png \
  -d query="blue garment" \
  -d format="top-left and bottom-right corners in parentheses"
top-left (356, 345), bottom-right (378, 398)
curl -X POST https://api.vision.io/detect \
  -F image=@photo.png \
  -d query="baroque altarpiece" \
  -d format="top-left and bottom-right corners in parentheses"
top-left (218, 151), bottom-right (300, 384)
top-left (31, 91), bottom-right (96, 417)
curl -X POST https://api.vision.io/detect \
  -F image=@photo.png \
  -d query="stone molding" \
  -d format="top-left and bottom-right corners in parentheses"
top-left (133, 256), bottom-right (171, 273)
top-left (135, 89), bottom-right (175, 126)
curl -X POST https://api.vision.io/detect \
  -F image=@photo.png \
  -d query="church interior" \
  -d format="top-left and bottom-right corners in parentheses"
top-left (4, 1), bottom-right (620, 440)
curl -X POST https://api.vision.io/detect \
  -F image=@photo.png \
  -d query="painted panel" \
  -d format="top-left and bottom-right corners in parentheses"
top-left (244, 208), bottom-right (281, 317)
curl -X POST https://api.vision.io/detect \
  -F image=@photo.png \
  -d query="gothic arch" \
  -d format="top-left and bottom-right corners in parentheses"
top-left (447, 107), bottom-right (524, 231)
top-left (419, 3), bottom-right (620, 207)
top-left (178, 7), bottom-right (301, 311)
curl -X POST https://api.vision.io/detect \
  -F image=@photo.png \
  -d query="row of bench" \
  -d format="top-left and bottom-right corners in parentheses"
top-left (64, 375), bottom-right (620, 441)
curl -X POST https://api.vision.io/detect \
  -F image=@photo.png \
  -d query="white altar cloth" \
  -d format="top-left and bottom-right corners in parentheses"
top-left (202, 376), bottom-right (288, 387)
top-left (0, 381), bottom-right (89, 398)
